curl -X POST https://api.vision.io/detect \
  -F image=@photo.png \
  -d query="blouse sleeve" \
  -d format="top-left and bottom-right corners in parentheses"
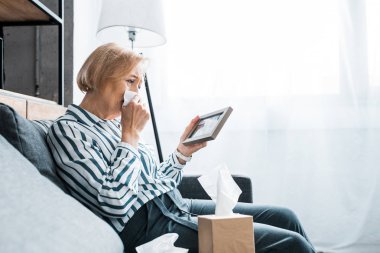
top-left (155, 151), bottom-right (186, 186)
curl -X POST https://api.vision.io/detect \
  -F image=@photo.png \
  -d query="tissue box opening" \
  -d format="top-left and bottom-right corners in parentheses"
top-left (198, 214), bottom-right (255, 253)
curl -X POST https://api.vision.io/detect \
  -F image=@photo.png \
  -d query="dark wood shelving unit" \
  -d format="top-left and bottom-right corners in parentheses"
top-left (0, 0), bottom-right (64, 105)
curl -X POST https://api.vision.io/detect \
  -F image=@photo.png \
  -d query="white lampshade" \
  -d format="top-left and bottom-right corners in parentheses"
top-left (97, 0), bottom-right (166, 48)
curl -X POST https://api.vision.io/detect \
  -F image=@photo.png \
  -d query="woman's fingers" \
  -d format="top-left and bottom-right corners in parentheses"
top-left (121, 96), bottom-right (150, 132)
top-left (181, 115), bottom-right (200, 140)
top-left (190, 141), bottom-right (207, 152)
top-left (177, 116), bottom-right (208, 158)
top-left (130, 95), bottom-right (141, 104)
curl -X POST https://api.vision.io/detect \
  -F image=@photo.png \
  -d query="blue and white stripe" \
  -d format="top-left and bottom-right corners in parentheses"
top-left (47, 104), bottom-right (185, 232)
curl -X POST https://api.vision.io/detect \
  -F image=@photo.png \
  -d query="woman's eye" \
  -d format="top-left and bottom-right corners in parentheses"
top-left (126, 79), bottom-right (135, 85)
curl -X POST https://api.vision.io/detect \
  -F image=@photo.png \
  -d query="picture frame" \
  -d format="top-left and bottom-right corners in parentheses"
top-left (182, 106), bottom-right (233, 146)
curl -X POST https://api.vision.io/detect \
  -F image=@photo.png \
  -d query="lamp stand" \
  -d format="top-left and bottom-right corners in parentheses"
top-left (144, 73), bottom-right (164, 163)
top-left (128, 29), bottom-right (136, 50)
top-left (128, 31), bottom-right (164, 163)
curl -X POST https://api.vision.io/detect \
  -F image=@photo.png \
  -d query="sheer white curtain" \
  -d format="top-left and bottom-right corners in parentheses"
top-left (142, 0), bottom-right (380, 252)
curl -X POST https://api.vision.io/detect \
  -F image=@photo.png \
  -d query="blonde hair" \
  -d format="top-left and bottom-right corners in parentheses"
top-left (77, 43), bottom-right (145, 92)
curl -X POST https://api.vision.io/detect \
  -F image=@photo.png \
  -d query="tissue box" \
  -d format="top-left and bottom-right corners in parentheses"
top-left (198, 214), bottom-right (255, 253)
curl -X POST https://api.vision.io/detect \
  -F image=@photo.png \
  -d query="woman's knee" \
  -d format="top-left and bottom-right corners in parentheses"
top-left (261, 206), bottom-right (303, 233)
top-left (273, 207), bottom-right (299, 223)
top-left (290, 232), bottom-right (315, 253)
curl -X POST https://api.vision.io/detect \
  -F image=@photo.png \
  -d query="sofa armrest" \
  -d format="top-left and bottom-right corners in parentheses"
top-left (178, 175), bottom-right (253, 203)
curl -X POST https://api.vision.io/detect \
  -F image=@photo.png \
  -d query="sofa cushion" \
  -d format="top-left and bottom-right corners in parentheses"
top-left (0, 103), bottom-right (67, 192)
top-left (0, 135), bottom-right (124, 253)
top-left (179, 175), bottom-right (253, 203)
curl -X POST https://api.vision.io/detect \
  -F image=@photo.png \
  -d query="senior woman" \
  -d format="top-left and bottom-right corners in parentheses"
top-left (47, 43), bottom-right (315, 253)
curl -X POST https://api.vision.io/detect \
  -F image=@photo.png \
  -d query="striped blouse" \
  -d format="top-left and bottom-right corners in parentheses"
top-left (47, 104), bottom-right (185, 232)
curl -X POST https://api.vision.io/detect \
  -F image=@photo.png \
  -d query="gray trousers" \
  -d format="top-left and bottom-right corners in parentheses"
top-left (119, 190), bottom-right (316, 253)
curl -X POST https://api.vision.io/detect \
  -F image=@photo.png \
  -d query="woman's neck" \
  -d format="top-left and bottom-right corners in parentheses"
top-left (79, 93), bottom-right (117, 120)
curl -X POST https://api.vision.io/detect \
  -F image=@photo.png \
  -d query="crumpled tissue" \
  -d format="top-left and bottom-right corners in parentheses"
top-left (123, 90), bottom-right (138, 106)
top-left (135, 233), bottom-right (188, 253)
top-left (198, 163), bottom-right (242, 216)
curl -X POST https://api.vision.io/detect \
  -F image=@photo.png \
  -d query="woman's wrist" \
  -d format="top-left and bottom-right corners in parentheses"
top-left (175, 149), bottom-right (192, 165)
top-left (121, 131), bottom-right (140, 148)
top-left (177, 145), bottom-right (192, 157)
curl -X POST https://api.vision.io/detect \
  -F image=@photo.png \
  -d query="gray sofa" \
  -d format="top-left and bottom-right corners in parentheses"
top-left (0, 103), bottom-right (252, 253)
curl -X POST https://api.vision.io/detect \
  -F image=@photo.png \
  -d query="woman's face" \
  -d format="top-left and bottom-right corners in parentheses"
top-left (100, 68), bottom-right (142, 117)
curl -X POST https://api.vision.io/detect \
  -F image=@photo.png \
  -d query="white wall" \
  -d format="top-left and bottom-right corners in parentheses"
top-left (73, 0), bottom-right (102, 104)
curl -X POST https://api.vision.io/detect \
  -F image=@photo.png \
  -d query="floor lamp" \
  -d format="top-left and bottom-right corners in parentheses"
top-left (97, 0), bottom-right (166, 163)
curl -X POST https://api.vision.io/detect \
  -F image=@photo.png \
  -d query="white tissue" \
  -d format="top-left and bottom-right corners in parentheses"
top-left (198, 164), bottom-right (242, 216)
top-left (135, 233), bottom-right (188, 253)
top-left (123, 90), bottom-right (138, 106)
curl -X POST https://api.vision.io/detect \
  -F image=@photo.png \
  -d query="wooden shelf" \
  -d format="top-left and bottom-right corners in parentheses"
top-left (0, 0), bottom-right (50, 22)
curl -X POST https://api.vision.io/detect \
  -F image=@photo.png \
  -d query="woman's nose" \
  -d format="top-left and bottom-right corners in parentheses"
top-left (128, 85), bottom-right (139, 93)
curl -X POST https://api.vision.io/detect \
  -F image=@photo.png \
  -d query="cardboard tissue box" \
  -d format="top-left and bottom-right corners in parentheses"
top-left (198, 214), bottom-right (255, 253)
top-left (197, 164), bottom-right (255, 252)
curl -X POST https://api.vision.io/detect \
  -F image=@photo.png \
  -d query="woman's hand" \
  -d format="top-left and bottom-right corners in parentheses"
top-left (176, 116), bottom-right (207, 164)
top-left (121, 96), bottom-right (150, 148)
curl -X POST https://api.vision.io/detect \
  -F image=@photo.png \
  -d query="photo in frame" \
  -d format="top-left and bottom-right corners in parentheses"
top-left (182, 107), bottom-right (233, 146)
